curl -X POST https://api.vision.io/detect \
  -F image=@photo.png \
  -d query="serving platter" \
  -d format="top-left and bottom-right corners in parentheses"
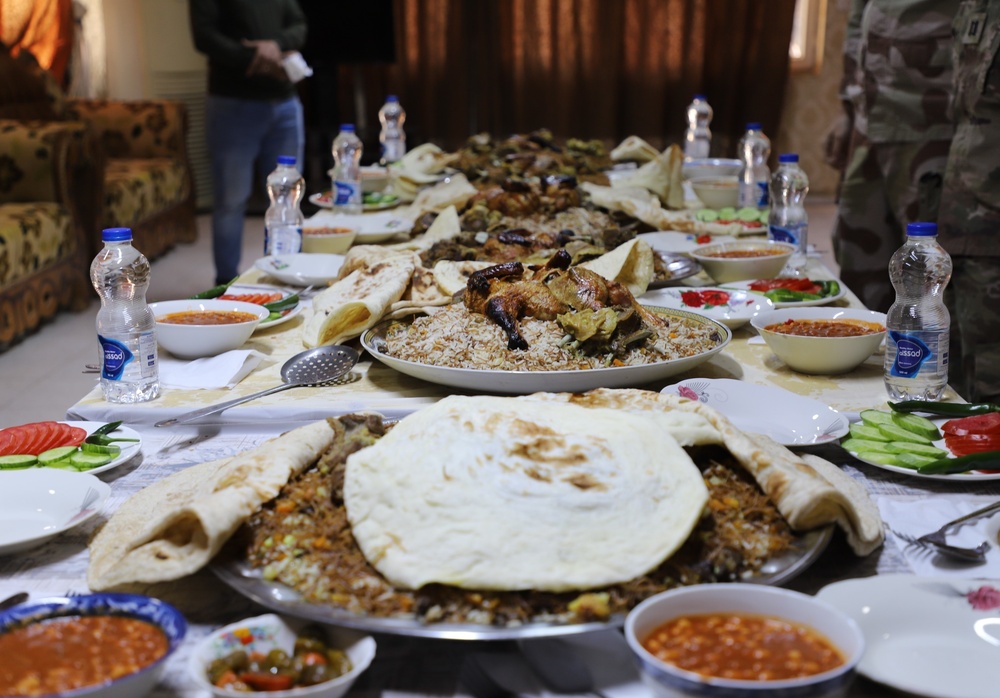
top-left (720, 278), bottom-right (847, 307)
top-left (309, 191), bottom-right (402, 212)
top-left (817, 575), bottom-right (1000, 698)
top-left (844, 416), bottom-right (1000, 482)
top-left (648, 251), bottom-right (703, 288)
top-left (361, 308), bottom-right (732, 394)
top-left (211, 525), bottom-right (832, 641)
top-left (638, 230), bottom-right (738, 254)
top-left (0, 469), bottom-right (110, 555)
top-left (661, 379), bottom-right (850, 446)
top-left (254, 253), bottom-right (345, 286)
top-left (639, 286), bottom-right (773, 330)
top-left (304, 210), bottom-right (413, 243)
top-left (219, 283), bottom-right (303, 330)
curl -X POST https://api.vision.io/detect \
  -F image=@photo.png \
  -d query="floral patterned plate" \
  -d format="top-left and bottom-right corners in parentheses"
top-left (661, 378), bottom-right (850, 446)
top-left (817, 575), bottom-right (1000, 698)
top-left (639, 286), bottom-right (774, 329)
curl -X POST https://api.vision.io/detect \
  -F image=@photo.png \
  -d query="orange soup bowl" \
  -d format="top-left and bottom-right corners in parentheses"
top-left (624, 584), bottom-right (864, 698)
top-left (689, 240), bottom-right (796, 284)
top-left (0, 592), bottom-right (186, 698)
top-left (751, 307), bottom-right (887, 375)
top-left (151, 299), bottom-right (269, 359)
top-left (302, 226), bottom-right (358, 254)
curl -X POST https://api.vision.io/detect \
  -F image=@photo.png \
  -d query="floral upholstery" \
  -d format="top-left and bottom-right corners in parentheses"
top-left (104, 157), bottom-right (192, 229)
top-left (0, 202), bottom-right (73, 287)
top-left (64, 100), bottom-right (187, 160)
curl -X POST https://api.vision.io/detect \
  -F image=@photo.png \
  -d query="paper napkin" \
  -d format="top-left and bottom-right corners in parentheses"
top-left (159, 350), bottom-right (274, 390)
top-left (879, 495), bottom-right (1000, 577)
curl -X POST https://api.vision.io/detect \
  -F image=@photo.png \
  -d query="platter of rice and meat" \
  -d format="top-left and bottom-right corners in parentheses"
top-left (84, 390), bottom-right (884, 641)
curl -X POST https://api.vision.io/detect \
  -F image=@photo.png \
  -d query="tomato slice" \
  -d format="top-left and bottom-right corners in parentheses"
top-left (748, 277), bottom-right (821, 294)
top-left (0, 429), bottom-right (16, 456)
top-left (942, 413), bottom-right (1000, 437)
top-left (64, 425), bottom-right (87, 448)
top-left (945, 433), bottom-right (1000, 457)
top-left (25, 422), bottom-right (57, 454)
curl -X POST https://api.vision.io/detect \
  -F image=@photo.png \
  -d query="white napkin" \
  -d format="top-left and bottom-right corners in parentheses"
top-left (879, 495), bottom-right (1000, 577)
top-left (159, 350), bottom-right (274, 390)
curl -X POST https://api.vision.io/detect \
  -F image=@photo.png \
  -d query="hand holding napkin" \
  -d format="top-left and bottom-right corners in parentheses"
top-left (880, 495), bottom-right (1000, 577)
top-left (159, 350), bottom-right (274, 390)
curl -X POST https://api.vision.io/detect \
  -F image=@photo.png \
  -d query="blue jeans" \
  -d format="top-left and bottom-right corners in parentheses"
top-left (206, 95), bottom-right (304, 283)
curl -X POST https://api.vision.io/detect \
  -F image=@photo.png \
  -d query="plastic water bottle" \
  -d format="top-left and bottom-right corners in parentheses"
top-left (332, 124), bottom-right (363, 215)
top-left (884, 222), bottom-right (952, 401)
top-left (378, 95), bottom-right (406, 165)
top-left (683, 94), bottom-right (712, 159)
top-left (737, 123), bottom-right (771, 208)
top-left (90, 228), bottom-right (159, 403)
top-left (768, 153), bottom-right (809, 272)
top-left (263, 155), bottom-right (304, 256)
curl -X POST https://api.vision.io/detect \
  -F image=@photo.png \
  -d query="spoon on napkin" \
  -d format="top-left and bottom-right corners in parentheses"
top-left (154, 345), bottom-right (359, 427)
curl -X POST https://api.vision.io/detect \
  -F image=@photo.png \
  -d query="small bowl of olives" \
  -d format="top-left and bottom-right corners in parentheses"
top-left (189, 613), bottom-right (376, 698)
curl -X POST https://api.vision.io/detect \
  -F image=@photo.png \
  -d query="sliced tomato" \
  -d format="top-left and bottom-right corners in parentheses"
top-left (239, 672), bottom-right (295, 691)
top-left (6, 424), bottom-right (41, 455)
top-left (0, 429), bottom-right (16, 455)
top-left (218, 292), bottom-right (283, 305)
top-left (942, 413), bottom-right (1000, 437)
top-left (63, 424), bottom-right (87, 448)
top-left (945, 433), bottom-right (1000, 457)
top-left (24, 421), bottom-right (60, 455)
top-left (748, 277), bottom-right (821, 294)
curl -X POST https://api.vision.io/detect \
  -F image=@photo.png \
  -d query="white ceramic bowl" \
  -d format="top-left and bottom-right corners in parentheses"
top-left (690, 175), bottom-right (739, 209)
top-left (689, 240), bottom-right (795, 283)
top-left (751, 307), bottom-right (888, 375)
top-left (150, 299), bottom-right (269, 359)
top-left (682, 158), bottom-right (742, 181)
top-left (189, 613), bottom-right (376, 698)
top-left (624, 584), bottom-right (864, 698)
top-left (0, 593), bottom-right (187, 698)
top-left (301, 226), bottom-right (357, 254)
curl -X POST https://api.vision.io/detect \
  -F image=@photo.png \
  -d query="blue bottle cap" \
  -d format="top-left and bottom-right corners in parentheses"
top-left (102, 227), bottom-right (133, 242)
top-left (693, 93), bottom-right (706, 100)
top-left (276, 155), bottom-right (296, 166)
top-left (340, 124), bottom-right (356, 132)
top-left (386, 95), bottom-right (398, 102)
top-left (778, 153), bottom-right (799, 163)
top-left (907, 222), bottom-right (938, 237)
top-left (747, 122), bottom-right (762, 130)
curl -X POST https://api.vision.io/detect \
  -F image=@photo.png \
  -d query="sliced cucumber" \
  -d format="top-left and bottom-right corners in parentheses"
top-left (849, 423), bottom-right (891, 442)
top-left (860, 409), bottom-right (896, 429)
top-left (890, 411), bottom-right (942, 441)
top-left (696, 209), bottom-right (719, 222)
top-left (841, 438), bottom-right (893, 454)
top-left (877, 423), bottom-right (933, 444)
top-left (736, 206), bottom-right (761, 221)
top-left (856, 451), bottom-right (905, 467)
top-left (883, 441), bottom-right (948, 458)
top-left (81, 442), bottom-right (121, 457)
top-left (894, 452), bottom-right (938, 469)
top-left (69, 452), bottom-right (113, 469)
top-left (38, 446), bottom-right (79, 466)
top-left (0, 454), bottom-right (38, 469)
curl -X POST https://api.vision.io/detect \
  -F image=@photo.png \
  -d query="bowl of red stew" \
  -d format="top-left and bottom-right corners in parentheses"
top-left (189, 613), bottom-right (376, 698)
top-left (624, 584), bottom-right (864, 698)
top-left (689, 241), bottom-right (796, 283)
top-left (751, 307), bottom-right (887, 375)
top-left (0, 592), bottom-right (186, 697)
top-left (151, 299), bottom-right (270, 359)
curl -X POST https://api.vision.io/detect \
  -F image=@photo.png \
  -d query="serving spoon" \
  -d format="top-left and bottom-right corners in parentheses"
top-left (154, 345), bottom-right (359, 427)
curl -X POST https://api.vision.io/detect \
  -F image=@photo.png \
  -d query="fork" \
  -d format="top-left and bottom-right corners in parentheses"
top-left (893, 529), bottom-right (989, 563)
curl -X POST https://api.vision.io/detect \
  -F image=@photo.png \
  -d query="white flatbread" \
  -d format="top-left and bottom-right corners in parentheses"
top-left (343, 395), bottom-right (709, 592)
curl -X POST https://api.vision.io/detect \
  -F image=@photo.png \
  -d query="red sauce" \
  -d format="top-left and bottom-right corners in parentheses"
top-left (765, 319), bottom-right (884, 337)
top-left (158, 310), bottom-right (260, 325)
top-left (707, 248), bottom-right (787, 259)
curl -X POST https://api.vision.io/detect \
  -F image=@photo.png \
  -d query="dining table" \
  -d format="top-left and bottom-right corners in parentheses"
top-left (3, 244), bottom-right (998, 698)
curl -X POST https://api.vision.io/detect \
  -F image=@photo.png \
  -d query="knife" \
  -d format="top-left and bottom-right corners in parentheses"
top-left (890, 400), bottom-right (1000, 418)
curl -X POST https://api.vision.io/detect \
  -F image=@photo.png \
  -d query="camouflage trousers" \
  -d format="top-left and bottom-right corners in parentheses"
top-left (945, 256), bottom-right (1000, 404)
top-left (832, 132), bottom-right (951, 313)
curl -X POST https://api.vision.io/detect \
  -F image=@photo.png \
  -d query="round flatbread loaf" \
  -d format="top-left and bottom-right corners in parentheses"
top-left (343, 395), bottom-right (709, 592)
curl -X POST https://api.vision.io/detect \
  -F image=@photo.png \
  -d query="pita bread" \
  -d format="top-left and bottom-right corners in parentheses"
top-left (302, 253), bottom-right (417, 347)
top-left (610, 135), bottom-right (660, 163)
top-left (523, 389), bottom-right (885, 556)
top-left (579, 238), bottom-right (655, 296)
top-left (87, 421), bottom-right (336, 591)
top-left (344, 395), bottom-right (709, 592)
top-left (432, 260), bottom-right (494, 296)
top-left (612, 144), bottom-right (686, 209)
top-left (395, 174), bottom-right (477, 220)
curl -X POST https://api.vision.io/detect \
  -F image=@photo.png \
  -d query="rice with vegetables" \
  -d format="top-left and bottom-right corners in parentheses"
top-left (383, 304), bottom-right (724, 371)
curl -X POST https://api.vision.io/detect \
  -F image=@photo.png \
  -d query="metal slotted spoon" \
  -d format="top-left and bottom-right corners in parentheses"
top-left (154, 345), bottom-right (359, 427)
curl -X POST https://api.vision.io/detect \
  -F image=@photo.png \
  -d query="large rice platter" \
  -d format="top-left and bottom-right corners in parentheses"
top-left (86, 390), bottom-right (884, 637)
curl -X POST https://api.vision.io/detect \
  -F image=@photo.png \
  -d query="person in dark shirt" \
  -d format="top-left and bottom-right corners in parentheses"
top-left (189, 0), bottom-right (307, 284)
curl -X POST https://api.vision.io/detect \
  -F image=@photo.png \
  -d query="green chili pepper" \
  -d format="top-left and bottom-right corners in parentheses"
top-left (91, 420), bottom-right (123, 437)
top-left (764, 289), bottom-right (821, 303)
top-left (818, 280), bottom-right (840, 297)
top-left (190, 277), bottom-right (238, 299)
top-left (85, 421), bottom-right (140, 445)
top-left (917, 450), bottom-right (1000, 475)
top-left (889, 400), bottom-right (1000, 417)
top-left (264, 293), bottom-right (300, 313)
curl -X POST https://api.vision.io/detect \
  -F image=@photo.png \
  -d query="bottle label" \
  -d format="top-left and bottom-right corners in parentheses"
top-left (265, 225), bottom-right (303, 255)
top-left (738, 181), bottom-right (770, 208)
top-left (768, 222), bottom-right (806, 246)
top-left (754, 181), bottom-right (769, 207)
top-left (98, 334), bottom-right (134, 381)
top-left (334, 180), bottom-right (360, 206)
top-left (138, 330), bottom-right (157, 378)
top-left (888, 330), bottom-right (948, 379)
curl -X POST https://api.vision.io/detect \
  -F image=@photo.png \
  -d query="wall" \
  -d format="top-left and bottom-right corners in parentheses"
top-left (774, 0), bottom-right (848, 199)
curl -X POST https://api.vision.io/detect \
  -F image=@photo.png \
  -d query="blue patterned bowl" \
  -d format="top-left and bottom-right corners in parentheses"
top-left (624, 584), bottom-right (864, 698)
top-left (0, 592), bottom-right (187, 698)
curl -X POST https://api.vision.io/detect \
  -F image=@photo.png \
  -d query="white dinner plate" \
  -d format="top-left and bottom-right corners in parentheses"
top-left (309, 191), bottom-right (405, 214)
top-left (254, 253), bottom-right (345, 286)
top-left (638, 286), bottom-right (773, 329)
top-left (720, 278), bottom-right (847, 307)
top-left (661, 378), bottom-right (850, 446)
top-left (844, 416), bottom-right (1000, 482)
top-left (0, 469), bottom-right (110, 555)
top-left (362, 308), bottom-right (731, 395)
top-left (216, 283), bottom-right (303, 331)
top-left (304, 209), bottom-right (413, 243)
top-left (817, 575), bottom-right (1000, 698)
top-left (637, 231), bottom-right (738, 255)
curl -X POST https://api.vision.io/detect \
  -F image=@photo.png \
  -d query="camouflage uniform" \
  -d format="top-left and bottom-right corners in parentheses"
top-left (831, 0), bottom-right (954, 313)
top-left (939, 0), bottom-right (1000, 404)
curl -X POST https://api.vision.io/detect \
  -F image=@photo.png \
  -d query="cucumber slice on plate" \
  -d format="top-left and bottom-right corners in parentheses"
top-left (0, 454), bottom-right (38, 469)
top-left (890, 411), bottom-right (942, 440)
top-left (37, 446), bottom-right (79, 466)
top-left (876, 423), bottom-right (933, 444)
top-left (883, 441), bottom-right (948, 458)
top-left (81, 442), bottom-right (121, 457)
top-left (860, 410), bottom-right (896, 429)
top-left (849, 423), bottom-right (890, 442)
top-left (70, 452), bottom-right (114, 470)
